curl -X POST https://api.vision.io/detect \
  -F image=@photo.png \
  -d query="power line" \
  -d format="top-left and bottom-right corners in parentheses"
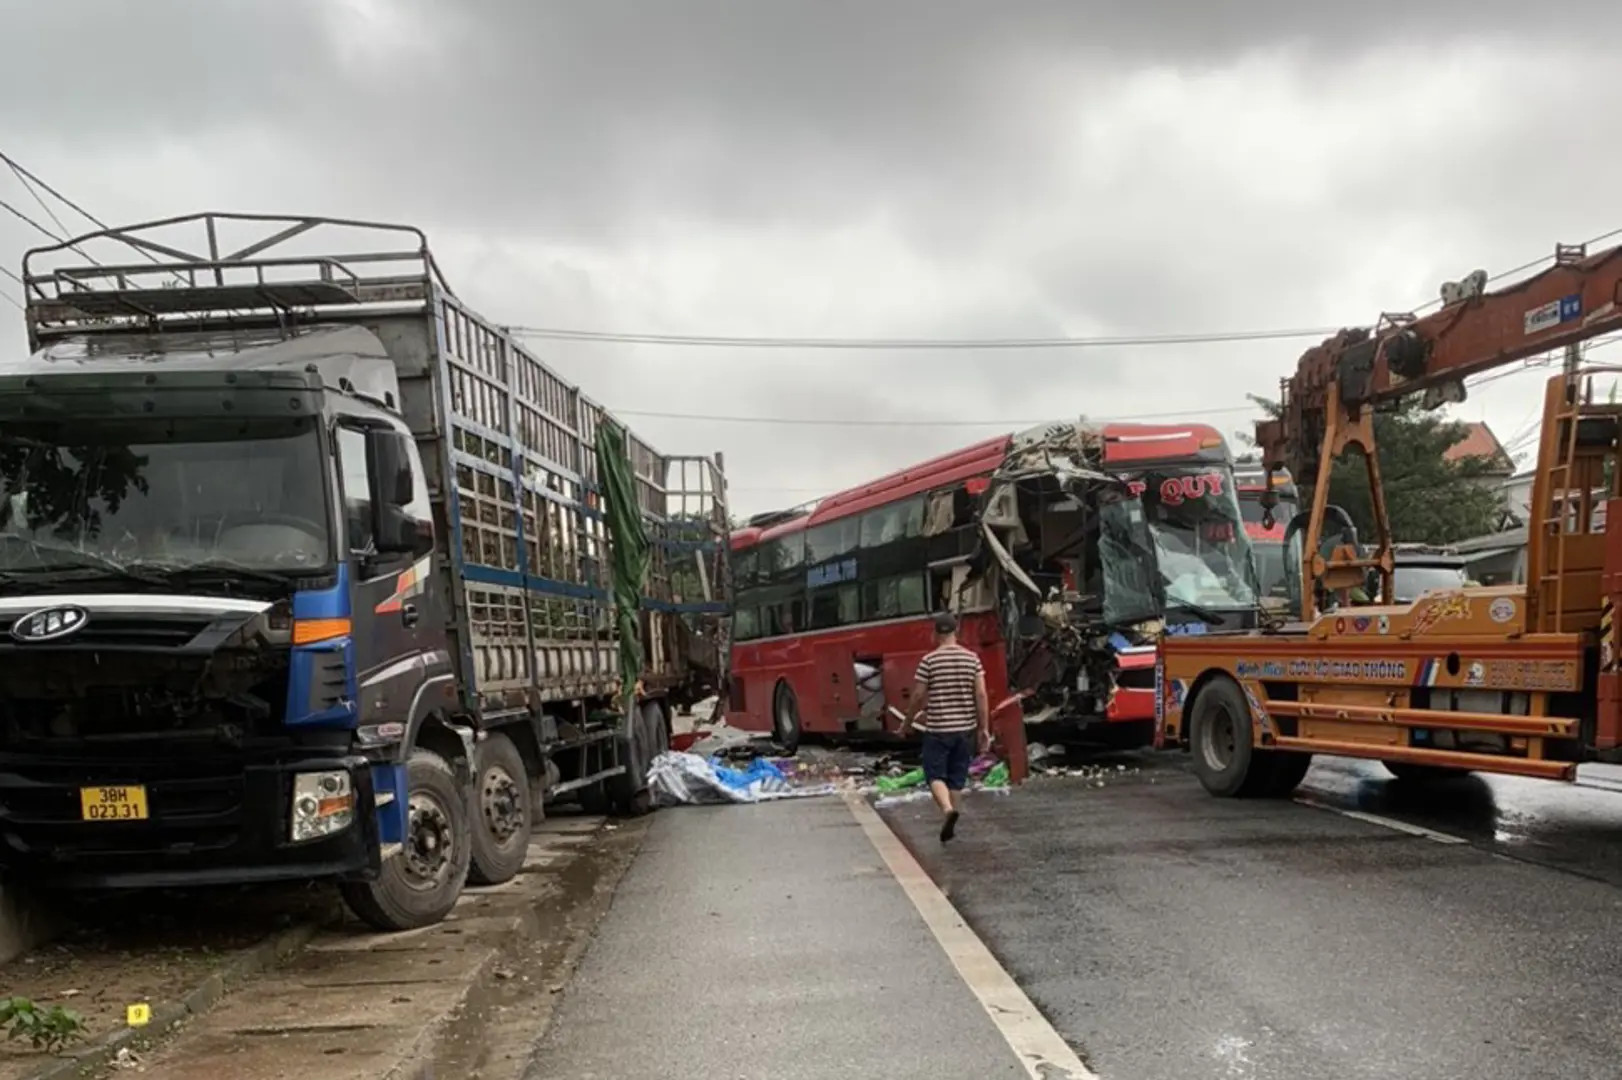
top-left (508, 226), bottom-right (1622, 352)
top-left (0, 191), bottom-right (100, 269)
top-left (509, 325), bottom-right (1342, 350)
top-left (614, 401), bottom-right (1260, 428)
top-left (0, 194), bottom-right (63, 246)
top-left (4, 160), bottom-right (68, 240)
top-left (0, 150), bottom-right (111, 233)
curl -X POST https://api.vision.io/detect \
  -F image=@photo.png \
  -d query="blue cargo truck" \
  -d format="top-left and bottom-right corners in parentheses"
top-left (0, 213), bottom-right (730, 930)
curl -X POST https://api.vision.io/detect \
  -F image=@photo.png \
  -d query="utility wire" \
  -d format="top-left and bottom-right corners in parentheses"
top-left (0, 150), bottom-right (112, 234)
top-left (509, 226), bottom-right (1622, 352)
top-left (0, 195), bottom-right (64, 247)
top-left (5, 160), bottom-right (68, 240)
top-left (509, 324), bottom-right (1341, 350)
top-left (613, 401), bottom-right (1258, 428)
top-left (0, 192), bottom-right (100, 268)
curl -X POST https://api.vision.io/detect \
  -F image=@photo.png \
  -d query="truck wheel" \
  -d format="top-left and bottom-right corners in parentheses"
top-left (1188, 678), bottom-right (1265, 798)
top-left (606, 701), bottom-right (654, 817)
top-left (467, 732), bottom-right (532, 887)
top-left (341, 747), bottom-right (471, 932)
top-left (772, 681), bottom-right (802, 754)
top-left (1259, 752), bottom-right (1313, 798)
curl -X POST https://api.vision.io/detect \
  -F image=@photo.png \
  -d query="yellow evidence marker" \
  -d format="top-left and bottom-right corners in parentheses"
top-left (126, 1003), bottom-right (151, 1027)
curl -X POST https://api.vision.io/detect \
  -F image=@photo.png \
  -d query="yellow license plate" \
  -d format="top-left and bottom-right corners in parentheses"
top-left (79, 786), bottom-right (149, 822)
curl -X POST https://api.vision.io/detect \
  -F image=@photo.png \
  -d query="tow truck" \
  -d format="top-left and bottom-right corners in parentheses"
top-left (1157, 237), bottom-right (1622, 795)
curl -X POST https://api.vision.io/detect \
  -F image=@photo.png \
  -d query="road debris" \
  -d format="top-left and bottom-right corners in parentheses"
top-left (648, 751), bottom-right (839, 805)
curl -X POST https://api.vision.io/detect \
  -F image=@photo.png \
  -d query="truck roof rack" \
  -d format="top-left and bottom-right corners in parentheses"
top-left (20, 212), bottom-right (456, 349)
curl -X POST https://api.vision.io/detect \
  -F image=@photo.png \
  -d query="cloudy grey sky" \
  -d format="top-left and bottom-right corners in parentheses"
top-left (1, 0), bottom-right (1617, 517)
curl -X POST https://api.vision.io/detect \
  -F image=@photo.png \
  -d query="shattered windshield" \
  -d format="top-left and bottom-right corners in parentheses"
top-left (1136, 465), bottom-right (1259, 612)
top-left (0, 416), bottom-right (331, 576)
top-left (1095, 492), bottom-right (1162, 626)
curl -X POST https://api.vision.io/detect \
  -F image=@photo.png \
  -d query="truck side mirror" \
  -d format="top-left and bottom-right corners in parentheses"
top-left (369, 430), bottom-right (424, 556)
top-left (370, 430), bottom-right (414, 509)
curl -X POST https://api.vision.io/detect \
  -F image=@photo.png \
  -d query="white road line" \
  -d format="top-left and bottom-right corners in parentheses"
top-left (844, 792), bottom-right (1099, 1080)
top-left (1293, 797), bottom-right (1469, 844)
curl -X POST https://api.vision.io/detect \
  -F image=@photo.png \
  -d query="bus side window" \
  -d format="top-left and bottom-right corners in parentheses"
top-left (810, 584), bottom-right (859, 630)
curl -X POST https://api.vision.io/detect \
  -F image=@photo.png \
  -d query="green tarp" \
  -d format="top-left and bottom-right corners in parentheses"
top-left (594, 422), bottom-right (649, 709)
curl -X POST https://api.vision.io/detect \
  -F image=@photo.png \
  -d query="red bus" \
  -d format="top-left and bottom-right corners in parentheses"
top-left (725, 420), bottom-right (1262, 751)
top-left (1234, 462), bottom-right (1302, 613)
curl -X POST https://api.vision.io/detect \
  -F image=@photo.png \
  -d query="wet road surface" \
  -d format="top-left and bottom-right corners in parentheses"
top-left (527, 796), bottom-right (1030, 1080)
top-left (883, 750), bottom-right (1622, 1080)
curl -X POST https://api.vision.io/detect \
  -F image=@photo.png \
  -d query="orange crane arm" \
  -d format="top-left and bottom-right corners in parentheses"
top-left (1257, 242), bottom-right (1622, 479)
top-left (1250, 239), bottom-right (1622, 621)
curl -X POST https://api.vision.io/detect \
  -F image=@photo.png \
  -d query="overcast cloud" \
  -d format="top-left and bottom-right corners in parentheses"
top-left (0, 0), bottom-right (1617, 516)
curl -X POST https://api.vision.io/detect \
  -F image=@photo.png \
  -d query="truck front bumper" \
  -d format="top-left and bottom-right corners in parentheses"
top-left (0, 750), bottom-right (381, 888)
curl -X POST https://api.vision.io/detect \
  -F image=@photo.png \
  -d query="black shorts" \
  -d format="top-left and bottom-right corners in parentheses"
top-left (920, 731), bottom-right (974, 791)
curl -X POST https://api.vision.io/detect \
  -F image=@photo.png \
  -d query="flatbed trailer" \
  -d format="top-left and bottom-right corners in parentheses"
top-left (2, 213), bottom-right (729, 928)
top-left (1157, 237), bottom-right (1622, 796)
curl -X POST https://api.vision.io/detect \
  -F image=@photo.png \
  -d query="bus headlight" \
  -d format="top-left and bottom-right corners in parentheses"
top-left (291, 770), bottom-right (355, 842)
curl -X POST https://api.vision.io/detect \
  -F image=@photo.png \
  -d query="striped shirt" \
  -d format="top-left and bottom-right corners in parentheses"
top-left (914, 644), bottom-right (985, 734)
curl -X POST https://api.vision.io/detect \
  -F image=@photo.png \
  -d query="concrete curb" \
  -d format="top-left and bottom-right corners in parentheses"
top-left (21, 920), bottom-right (323, 1080)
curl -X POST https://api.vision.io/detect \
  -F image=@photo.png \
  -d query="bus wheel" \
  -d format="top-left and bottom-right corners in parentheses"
top-left (341, 747), bottom-right (471, 932)
top-left (1383, 761), bottom-right (1466, 784)
top-left (467, 731), bottom-right (532, 887)
top-left (772, 681), bottom-right (802, 754)
top-left (1259, 752), bottom-right (1313, 798)
top-left (1188, 678), bottom-right (1262, 798)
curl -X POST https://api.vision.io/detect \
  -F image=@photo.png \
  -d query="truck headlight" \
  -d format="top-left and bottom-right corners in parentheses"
top-left (291, 770), bottom-right (355, 842)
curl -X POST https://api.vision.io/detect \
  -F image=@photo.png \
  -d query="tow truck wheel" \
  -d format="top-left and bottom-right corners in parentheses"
top-left (1188, 678), bottom-right (1266, 798)
top-left (341, 747), bottom-right (472, 932)
top-left (772, 681), bottom-right (802, 754)
top-left (1259, 751), bottom-right (1313, 798)
top-left (467, 731), bottom-right (532, 887)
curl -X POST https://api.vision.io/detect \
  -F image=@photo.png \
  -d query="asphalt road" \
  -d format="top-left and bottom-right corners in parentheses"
top-left (527, 796), bottom-right (1029, 1080)
top-left (883, 750), bottom-right (1622, 1080)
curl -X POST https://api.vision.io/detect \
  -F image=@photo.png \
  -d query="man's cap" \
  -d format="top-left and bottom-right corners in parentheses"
top-left (933, 612), bottom-right (958, 634)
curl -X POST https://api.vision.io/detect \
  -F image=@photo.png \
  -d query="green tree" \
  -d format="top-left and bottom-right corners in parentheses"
top-left (1240, 395), bottom-right (1503, 545)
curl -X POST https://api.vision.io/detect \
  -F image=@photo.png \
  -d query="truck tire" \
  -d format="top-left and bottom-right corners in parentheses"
top-left (341, 747), bottom-right (471, 932)
top-left (606, 700), bottom-right (656, 817)
top-left (772, 681), bottom-right (802, 754)
top-left (1188, 678), bottom-right (1271, 798)
top-left (467, 731), bottom-right (533, 887)
top-left (1259, 752), bottom-right (1313, 798)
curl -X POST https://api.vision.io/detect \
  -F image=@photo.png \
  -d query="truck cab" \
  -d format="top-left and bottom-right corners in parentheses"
top-left (0, 214), bottom-right (730, 930)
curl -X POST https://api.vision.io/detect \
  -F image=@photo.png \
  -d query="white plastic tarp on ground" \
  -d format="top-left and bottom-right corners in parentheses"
top-left (647, 750), bottom-right (838, 807)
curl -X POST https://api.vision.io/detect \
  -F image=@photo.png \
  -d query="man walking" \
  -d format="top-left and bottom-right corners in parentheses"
top-left (903, 613), bottom-right (990, 842)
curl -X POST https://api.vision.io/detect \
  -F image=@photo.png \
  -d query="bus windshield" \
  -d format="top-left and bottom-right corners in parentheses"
top-left (1138, 465), bottom-right (1259, 613)
top-left (1096, 491), bottom-right (1162, 627)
